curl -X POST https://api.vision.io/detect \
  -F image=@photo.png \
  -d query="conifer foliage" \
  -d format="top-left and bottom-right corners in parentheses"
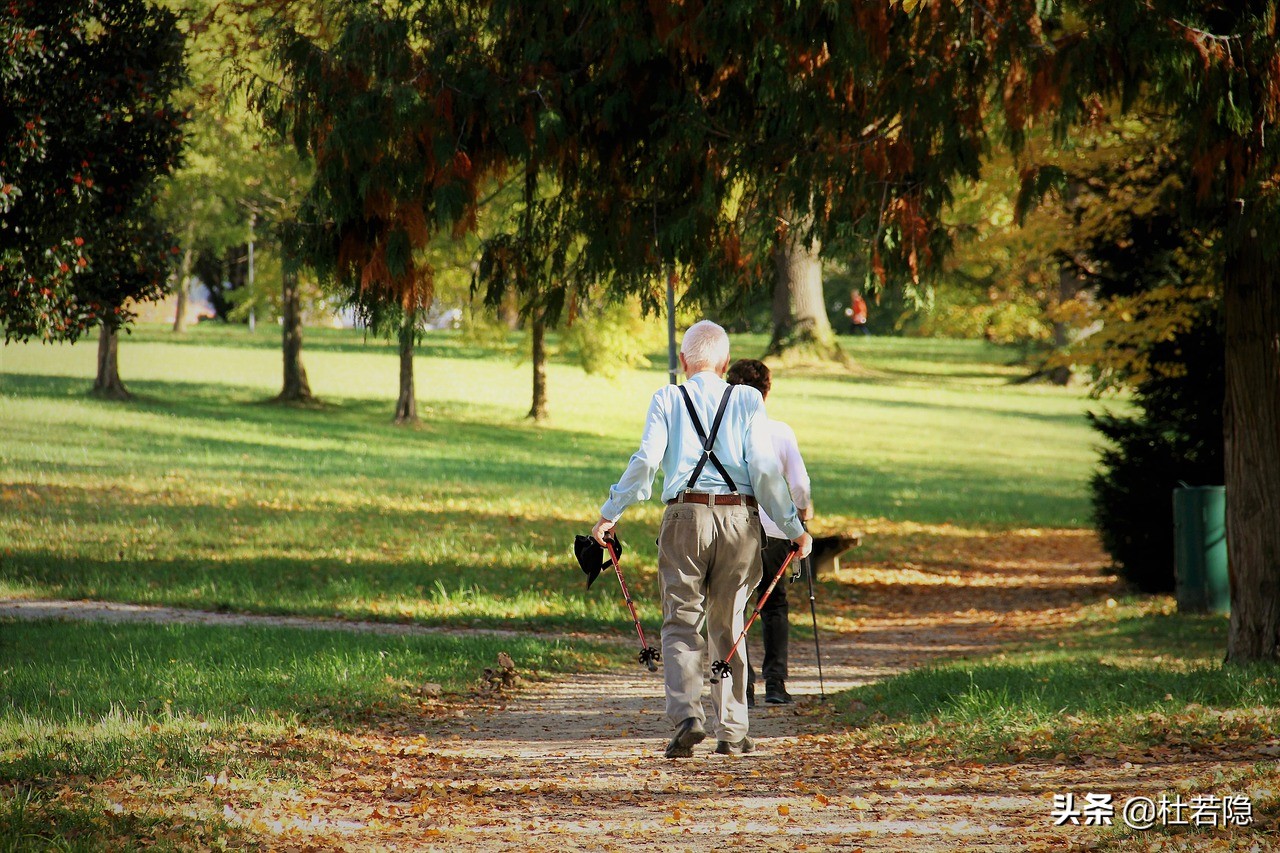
top-left (0, 0), bottom-right (186, 344)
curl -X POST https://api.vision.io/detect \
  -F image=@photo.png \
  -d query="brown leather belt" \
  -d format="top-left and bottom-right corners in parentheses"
top-left (667, 492), bottom-right (758, 508)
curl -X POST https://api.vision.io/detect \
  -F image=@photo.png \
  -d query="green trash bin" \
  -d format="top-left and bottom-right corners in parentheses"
top-left (1173, 485), bottom-right (1229, 614)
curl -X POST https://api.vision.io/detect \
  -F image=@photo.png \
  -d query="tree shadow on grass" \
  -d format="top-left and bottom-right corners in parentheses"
top-left (0, 792), bottom-right (268, 853)
top-left (4, 371), bottom-right (1092, 527)
top-left (118, 324), bottom-right (635, 369)
top-left (0, 549), bottom-right (643, 635)
top-left (815, 462), bottom-right (1091, 527)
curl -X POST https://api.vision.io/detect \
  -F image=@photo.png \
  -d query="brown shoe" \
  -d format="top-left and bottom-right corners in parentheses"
top-left (664, 717), bottom-right (707, 759)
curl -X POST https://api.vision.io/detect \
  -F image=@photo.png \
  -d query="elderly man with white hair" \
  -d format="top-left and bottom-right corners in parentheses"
top-left (592, 320), bottom-right (813, 758)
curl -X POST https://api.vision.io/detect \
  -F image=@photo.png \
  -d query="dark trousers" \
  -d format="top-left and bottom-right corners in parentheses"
top-left (748, 536), bottom-right (792, 686)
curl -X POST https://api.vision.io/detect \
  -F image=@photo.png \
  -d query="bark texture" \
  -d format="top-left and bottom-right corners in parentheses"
top-left (274, 266), bottom-right (314, 404)
top-left (499, 290), bottom-right (522, 331)
top-left (528, 308), bottom-right (548, 421)
top-left (172, 223), bottom-right (195, 333)
top-left (1047, 266), bottom-right (1081, 386)
top-left (394, 312), bottom-right (418, 424)
top-left (93, 322), bottom-right (130, 400)
top-left (765, 226), bottom-right (844, 362)
top-left (1224, 222), bottom-right (1280, 663)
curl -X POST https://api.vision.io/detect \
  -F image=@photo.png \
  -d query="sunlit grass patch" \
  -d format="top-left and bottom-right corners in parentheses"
top-left (833, 599), bottom-right (1280, 764)
top-left (1, 618), bottom-right (614, 784)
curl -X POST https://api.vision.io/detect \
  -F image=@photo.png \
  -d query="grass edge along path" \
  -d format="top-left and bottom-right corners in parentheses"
top-left (0, 616), bottom-right (618, 851)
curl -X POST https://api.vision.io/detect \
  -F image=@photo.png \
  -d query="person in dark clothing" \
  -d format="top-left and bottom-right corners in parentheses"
top-left (725, 359), bottom-right (813, 706)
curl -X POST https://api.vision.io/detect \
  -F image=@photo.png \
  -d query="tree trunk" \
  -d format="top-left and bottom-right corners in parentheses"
top-left (1047, 266), bottom-right (1082, 386)
top-left (93, 322), bottom-right (130, 400)
top-left (274, 266), bottom-right (314, 404)
top-left (1224, 221), bottom-right (1280, 663)
top-left (765, 222), bottom-right (844, 362)
top-left (499, 290), bottom-right (522, 331)
top-left (394, 311), bottom-right (418, 424)
top-left (172, 223), bottom-right (195, 333)
top-left (528, 308), bottom-right (548, 421)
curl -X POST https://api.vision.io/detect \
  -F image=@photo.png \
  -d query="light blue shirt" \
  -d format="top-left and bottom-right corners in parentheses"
top-left (599, 371), bottom-right (804, 539)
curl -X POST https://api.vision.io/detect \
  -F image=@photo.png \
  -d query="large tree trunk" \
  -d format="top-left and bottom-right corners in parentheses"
top-left (274, 266), bottom-right (314, 403)
top-left (93, 322), bottom-right (130, 400)
top-left (394, 311), bottom-right (418, 424)
top-left (528, 308), bottom-right (548, 421)
top-left (1224, 222), bottom-right (1280, 663)
top-left (765, 222), bottom-right (844, 362)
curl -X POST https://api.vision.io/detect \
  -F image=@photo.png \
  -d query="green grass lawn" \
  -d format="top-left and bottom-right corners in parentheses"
top-left (836, 599), bottom-right (1280, 763)
top-left (0, 324), bottom-right (1104, 630)
top-left (8, 322), bottom-right (1274, 850)
top-left (1, 619), bottom-right (608, 781)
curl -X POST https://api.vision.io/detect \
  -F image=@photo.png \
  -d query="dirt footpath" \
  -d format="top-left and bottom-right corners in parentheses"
top-left (252, 528), bottom-right (1162, 850)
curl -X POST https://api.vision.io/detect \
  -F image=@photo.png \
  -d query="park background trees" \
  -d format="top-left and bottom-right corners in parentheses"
top-left (241, 0), bottom-right (1280, 662)
top-left (3, 0), bottom-right (1277, 661)
top-left (1022, 0), bottom-right (1280, 661)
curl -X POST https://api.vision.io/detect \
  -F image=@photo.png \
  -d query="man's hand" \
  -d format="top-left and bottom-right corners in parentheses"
top-left (792, 530), bottom-right (813, 559)
top-left (591, 516), bottom-right (616, 546)
top-left (799, 504), bottom-right (814, 523)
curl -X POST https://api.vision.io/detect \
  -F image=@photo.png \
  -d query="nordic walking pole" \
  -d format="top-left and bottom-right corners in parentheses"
top-left (601, 534), bottom-right (660, 672)
top-left (710, 543), bottom-right (801, 683)
top-left (802, 551), bottom-right (826, 701)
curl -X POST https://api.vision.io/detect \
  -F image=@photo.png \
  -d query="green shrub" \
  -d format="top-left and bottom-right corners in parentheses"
top-left (1088, 316), bottom-right (1224, 592)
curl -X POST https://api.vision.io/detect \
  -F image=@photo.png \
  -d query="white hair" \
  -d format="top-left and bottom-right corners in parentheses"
top-left (680, 320), bottom-right (730, 372)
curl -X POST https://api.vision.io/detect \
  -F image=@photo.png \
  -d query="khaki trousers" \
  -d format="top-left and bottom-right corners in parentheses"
top-left (657, 500), bottom-right (763, 742)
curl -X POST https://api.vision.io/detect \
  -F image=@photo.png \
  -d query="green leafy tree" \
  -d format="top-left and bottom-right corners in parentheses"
top-left (249, 2), bottom-right (508, 422)
top-left (1089, 311), bottom-right (1225, 593)
top-left (1, 0), bottom-right (186, 398)
top-left (165, 0), bottom-right (317, 402)
top-left (250, 0), bottom-right (1033, 416)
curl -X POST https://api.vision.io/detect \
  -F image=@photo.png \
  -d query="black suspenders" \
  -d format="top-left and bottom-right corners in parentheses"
top-left (677, 385), bottom-right (737, 492)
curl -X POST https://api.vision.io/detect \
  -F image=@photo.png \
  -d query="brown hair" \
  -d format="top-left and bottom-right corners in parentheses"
top-left (726, 358), bottom-right (771, 398)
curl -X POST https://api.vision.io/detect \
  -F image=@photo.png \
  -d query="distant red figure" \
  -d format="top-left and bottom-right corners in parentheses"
top-left (846, 290), bottom-right (869, 335)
